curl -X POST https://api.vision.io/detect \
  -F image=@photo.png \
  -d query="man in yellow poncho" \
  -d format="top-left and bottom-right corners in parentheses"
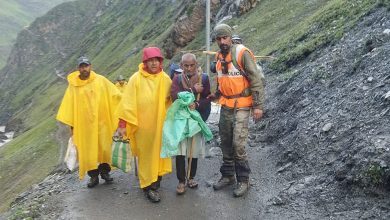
top-left (115, 75), bottom-right (127, 93)
top-left (57, 56), bottom-right (121, 188)
top-left (117, 47), bottom-right (172, 203)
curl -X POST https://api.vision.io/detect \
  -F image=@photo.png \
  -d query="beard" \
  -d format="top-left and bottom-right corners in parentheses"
top-left (220, 44), bottom-right (230, 54)
top-left (79, 70), bottom-right (90, 79)
top-left (80, 70), bottom-right (90, 76)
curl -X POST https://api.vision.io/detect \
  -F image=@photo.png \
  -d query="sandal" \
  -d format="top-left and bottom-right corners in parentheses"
top-left (176, 182), bottom-right (186, 195)
top-left (187, 179), bottom-right (198, 188)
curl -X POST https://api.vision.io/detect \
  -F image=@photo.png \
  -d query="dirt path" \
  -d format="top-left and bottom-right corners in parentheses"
top-left (2, 100), bottom-right (292, 220)
top-left (56, 135), bottom-right (286, 219)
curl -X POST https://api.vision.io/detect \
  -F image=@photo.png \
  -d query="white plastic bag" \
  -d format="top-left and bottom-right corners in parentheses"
top-left (64, 137), bottom-right (78, 171)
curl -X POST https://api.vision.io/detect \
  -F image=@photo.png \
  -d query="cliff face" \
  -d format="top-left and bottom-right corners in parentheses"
top-left (162, 0), bottom-right (258, 59)
top-left (0, 0), bottom-right (70, 69)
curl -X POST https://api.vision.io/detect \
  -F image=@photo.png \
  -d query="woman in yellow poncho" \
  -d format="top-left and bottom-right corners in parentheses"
top-left (117, 47), bottom-right (172, 203)
top-left (57, 56), bottom-right (121, 188)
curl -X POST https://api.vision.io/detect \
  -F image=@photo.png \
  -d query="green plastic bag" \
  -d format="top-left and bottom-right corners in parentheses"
top-left (161, 91), bottom-right (213, 158)
top-left (111, 135), bottom-right (133, 173)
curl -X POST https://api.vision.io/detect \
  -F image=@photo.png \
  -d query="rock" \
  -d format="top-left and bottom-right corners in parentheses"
top-left (270, 196), bottom-right (286, 206)
top-left (367, 76), bottom-right (373, 82)
top-left (335, 167), bottom-right (348, 181)
top-left (384, 91), bottom-right (390, 100)
top-left (0, 134), bottom-right (7, 140)
top-left (205, 180), bottom-right (214, 187)
top-left (255, 135), bottom-right (268, 143)
top-left (322, 123), bottom-right (333, 132)
top-left (277, 162), bottom-right (292, 173)
top-left (383, 29), bottom-right (390, 35)
top-left (303, 176), bottom-right (316, 185)
top-left (249, 141), bottom-right (259, 147)
top-left (206, 147), bottom-right (222, 158)
top-left (379, 160), bottom-right (387, 168)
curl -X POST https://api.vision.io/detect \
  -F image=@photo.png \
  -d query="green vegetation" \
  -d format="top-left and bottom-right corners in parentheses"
top-left (0, 0), bottom-right (68, 69)
top-left (212, 0), bottom-right (386, 75)
top-left (0, 118), bottom-right (58, 212)
top-left (365, 163), bottom-right (389, 186)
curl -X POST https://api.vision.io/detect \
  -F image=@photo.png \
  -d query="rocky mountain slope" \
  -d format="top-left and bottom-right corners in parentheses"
top-left (257, 7), bottom-right (390, 219)
top-left (0, 0), bottom-right (69, 69)
top-left (0, 0), bottom-right (389, 217)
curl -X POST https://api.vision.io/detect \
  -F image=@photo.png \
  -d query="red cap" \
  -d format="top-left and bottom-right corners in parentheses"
top-left (142, 47), bottom-right (164, 62)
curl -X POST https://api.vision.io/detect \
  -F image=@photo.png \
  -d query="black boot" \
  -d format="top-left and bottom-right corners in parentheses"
top-left (100, 173), bottom-right (114, 183)
top-left (98, 163), bottom-right (113, 183)
top-left (150, 176), bottom-right (162, 190)
top-left (233, 181), bottom-right (249, 197)
top-left (213, 176), bottom-right (235, 190)
top-left (87, 176), bottom-right (99, 188)
top-left (144, 189), bottom-right (161, 203)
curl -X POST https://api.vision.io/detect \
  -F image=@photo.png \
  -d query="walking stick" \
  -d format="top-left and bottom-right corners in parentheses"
top-left (134, 156), bottom-right (138, 176)
top-left (186, 67), bottom-right (203, 181)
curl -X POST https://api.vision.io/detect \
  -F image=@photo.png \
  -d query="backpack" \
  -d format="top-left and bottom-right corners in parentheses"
top-left (231, 45), bottom-right (265, 80)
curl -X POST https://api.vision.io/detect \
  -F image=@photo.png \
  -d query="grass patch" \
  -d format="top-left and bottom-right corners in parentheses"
top-left (364, 163), bottom-right (389, 186)
top-left (268, 0), bottom-right (379, 72)
top-left (0, 118), bottom-right (59, 212)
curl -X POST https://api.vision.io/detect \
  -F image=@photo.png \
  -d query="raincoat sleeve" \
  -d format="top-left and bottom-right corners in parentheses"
top-left (116, 74), bottom-right (139, 155)
top-left (56, 86), bottom-right (74, 127)
top-left (106, 78), bottom-right (123, 129)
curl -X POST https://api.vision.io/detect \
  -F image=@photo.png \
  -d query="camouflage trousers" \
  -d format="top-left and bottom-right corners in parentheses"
top-left (218, 106), bottom-right (251, 182)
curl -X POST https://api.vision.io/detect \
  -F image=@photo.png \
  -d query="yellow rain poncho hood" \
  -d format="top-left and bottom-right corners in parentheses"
top-left (56, 71), bottom-right (121, 179)
top-left (116, 63), bottom-right (172, 188)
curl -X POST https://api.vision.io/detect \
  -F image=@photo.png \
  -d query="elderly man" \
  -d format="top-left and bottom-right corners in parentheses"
top-left (210, 24), bottom-right (265, 197)
top-left (170, 53), bottom-right (211, 194)
top-left (57, 56), bottom-right (121, 188)
top-left (116, 47), bottom-right (172, 203)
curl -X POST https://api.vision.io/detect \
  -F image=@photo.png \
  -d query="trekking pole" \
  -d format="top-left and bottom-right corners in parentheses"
top-left (134, 156), bottom-right (138, 177)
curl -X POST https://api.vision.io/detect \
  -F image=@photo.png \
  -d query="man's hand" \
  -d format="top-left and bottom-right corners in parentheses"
top-left (252, 108), bottom-right (263, 122)
top-left (189, 102), bottom-right (196, 110)
top-left (117, 127), bottom-right (127, 137)
top-left (194, 83), bottom-right (204, 93)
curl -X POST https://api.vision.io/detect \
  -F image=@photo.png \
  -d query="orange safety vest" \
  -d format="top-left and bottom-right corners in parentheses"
top-left (216, 44), bottom-right (255, 108)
